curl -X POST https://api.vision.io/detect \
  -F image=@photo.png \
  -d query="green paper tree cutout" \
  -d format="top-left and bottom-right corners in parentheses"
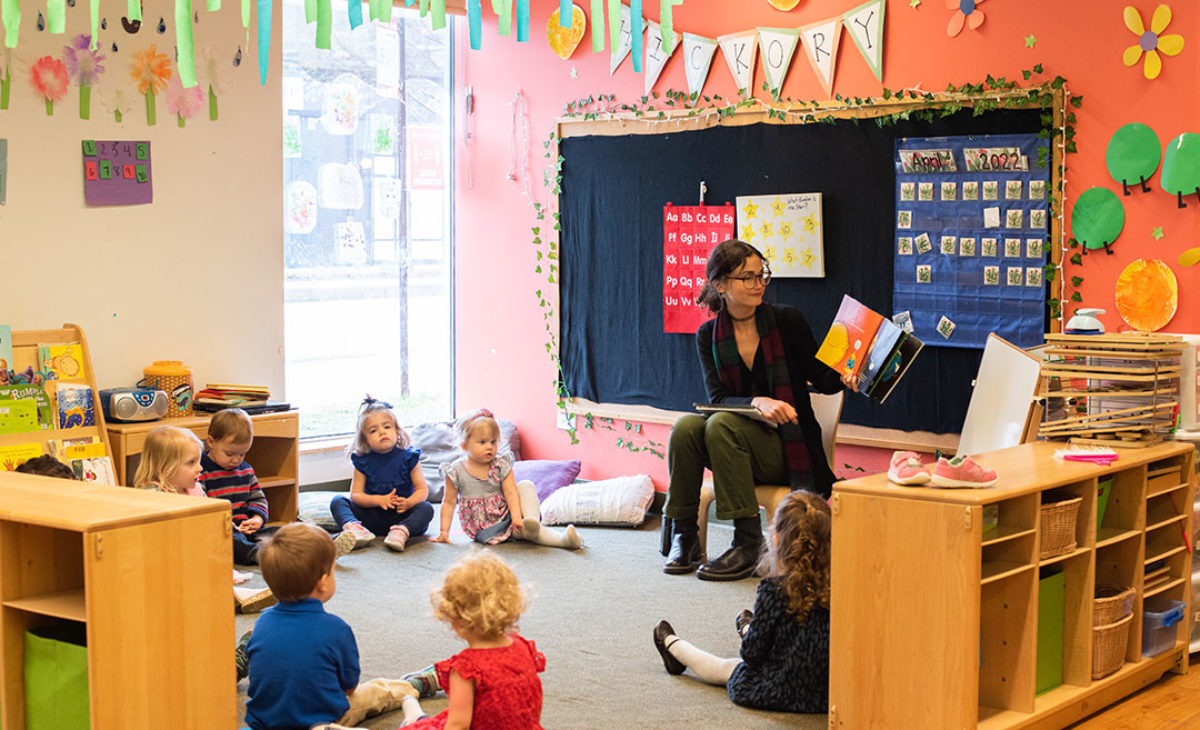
top-left (1071, 188), bottom-right (1124, 255)
top-left (1160, 132), bottom-right (1200, 208)
top-left (1106, 122), bottom-right (1160, 195)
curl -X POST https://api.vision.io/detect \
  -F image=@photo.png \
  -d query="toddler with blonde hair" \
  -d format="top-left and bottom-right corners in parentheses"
top-left (132, 425), bottom-right (205, 495)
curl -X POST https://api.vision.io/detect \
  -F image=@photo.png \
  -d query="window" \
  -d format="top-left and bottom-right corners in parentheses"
top-left (282, 1), bottom-right (453, 438)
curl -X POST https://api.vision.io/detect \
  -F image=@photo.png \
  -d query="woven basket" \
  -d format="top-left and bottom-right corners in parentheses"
top-left (1091, 612), bottom-right (1132, 679)
top-left (1093, 586), bottom-right (1135, 626)
top-left (1039, 496), bottom-right (1082, 559)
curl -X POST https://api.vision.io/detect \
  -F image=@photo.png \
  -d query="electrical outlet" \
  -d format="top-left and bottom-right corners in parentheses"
top-left (556, 410), bottom-right (575, 430)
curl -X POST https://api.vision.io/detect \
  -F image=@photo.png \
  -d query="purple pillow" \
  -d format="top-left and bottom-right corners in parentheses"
top-left (513, 459), bottom-right (582, 501)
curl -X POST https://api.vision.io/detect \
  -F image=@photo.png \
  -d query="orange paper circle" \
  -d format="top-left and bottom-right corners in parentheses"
top-left (768, 0), bottom-right (803, 9)
top-left (1115, 258), bottom-right (1177, 331)
top-left (547, 5), bottom-right (586, 60)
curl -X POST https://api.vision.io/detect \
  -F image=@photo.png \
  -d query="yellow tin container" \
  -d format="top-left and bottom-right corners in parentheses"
top-left (142, 361), bottom-right (193, 418)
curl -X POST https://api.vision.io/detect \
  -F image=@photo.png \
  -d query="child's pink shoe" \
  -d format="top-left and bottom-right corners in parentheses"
top-left (931, 455), bottom-right (998, 488)
top-left (887, 450), bottom-right (930, 486)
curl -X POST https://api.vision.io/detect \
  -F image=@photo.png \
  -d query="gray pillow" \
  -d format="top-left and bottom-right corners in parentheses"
top-left (408, 418), bottom-right (521, 502)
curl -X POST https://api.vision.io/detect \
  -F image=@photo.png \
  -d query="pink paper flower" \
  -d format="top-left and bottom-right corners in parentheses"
top-left (64, 34), bottom-right (106, 86)
top-left (31, 56), bottom-right (69, 101)
top-left (165, 72), bottom-right (204, 118)
top-left (946, 0), bottom-right (986, 38)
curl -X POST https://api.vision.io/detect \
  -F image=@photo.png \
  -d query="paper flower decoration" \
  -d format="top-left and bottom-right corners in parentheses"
top-left (64, 35), bottom-right (106, 120)
top-left (1123, 5), bottom-right (1185, 79)
top-left (165, 72), bottom-right (204, 127)
top-left (946, 0), bottom-right (986, 37)
top-left (195, 47), bottom-right (224, 121)
top-left (131, 45), bottom-right (173, 125)
top-left (31, 56), bottom-right (70, 116)
top-left (100, 87), bottom-right (135, 123)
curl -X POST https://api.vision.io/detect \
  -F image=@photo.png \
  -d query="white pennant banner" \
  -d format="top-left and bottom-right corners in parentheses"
top-left (682, 32), bottom-right (718, 98)
top-left (842, 0), bottom-right (885, 82)
top-left (644, 21), bottom-right (678, 94)
top-left (757, 27), bottom-right (801, 95)
top-left (610, 4), bottom-right (636, 76)
top-left (718, 30), bottom-right (757, 93)
top-left (798, 18), bottom-right (842, 97)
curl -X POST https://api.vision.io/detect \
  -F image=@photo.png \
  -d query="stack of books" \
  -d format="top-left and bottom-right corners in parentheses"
top-left (195, 383), bottom-right (271, 409)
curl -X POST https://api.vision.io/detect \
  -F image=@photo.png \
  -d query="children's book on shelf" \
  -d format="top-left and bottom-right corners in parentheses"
top-left (38, 343), bottom-right (86, 380)
top-left (0, 396), bottom-right (40, 434)
top-left (0, 443), bottom-right (43, 471)
top-left (0, 384), bottom-right (54, 430)
top-left (195, 383), bottom-right (271, 408)
top-left (69, 455), bottom-right (116, 485)
top-left (46, 435), bottom-right (102, 461)
top-left (0, 324), bottom-right (12, 377)
top-left (817, 295), bottom-right (924, 403)
top-left (55, 382), bottom-right (96, 429)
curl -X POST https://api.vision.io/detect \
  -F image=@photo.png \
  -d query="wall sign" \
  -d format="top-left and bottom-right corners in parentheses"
top-left (662, 203), bottom-right (734, 334)
top-left (82, 139), bottom-right (153, 206)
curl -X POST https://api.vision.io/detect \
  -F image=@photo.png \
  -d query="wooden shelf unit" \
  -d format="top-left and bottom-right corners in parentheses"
top-left (0, 471), bottom-right (234, 728)
top-left (829, 440), bottom-right (1195, 730)
top-left (106, 409), bottom-right (300, 523)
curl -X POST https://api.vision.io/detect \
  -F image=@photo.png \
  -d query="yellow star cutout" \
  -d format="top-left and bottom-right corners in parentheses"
top-left (803, 214), bottom-right (817, 234)
top-left (778, 221), bottom-right (794, 241)
top-left (759, 221), bottom-right (774, 238)
top-left (770, 196), bottom-right (786, 217)
top-left (762, 246), bottom-right (777, 262)
top-left (782, 247), bottom-right (798, 265)
top-left (740, 223), bottom-right (757, 242)
top-left (741, 199), bottom-right (759, 220)
top-left (800, 248), bottom-right (816, 268)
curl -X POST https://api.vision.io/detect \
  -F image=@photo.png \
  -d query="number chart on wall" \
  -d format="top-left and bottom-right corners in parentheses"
top-left (893, 133), bottom-right (1049, 349)
top-left (82, 140), bottom-right (153, 206)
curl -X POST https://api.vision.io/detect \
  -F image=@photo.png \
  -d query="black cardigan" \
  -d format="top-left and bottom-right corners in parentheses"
top-left (696, 304), bottom-right (844, 496)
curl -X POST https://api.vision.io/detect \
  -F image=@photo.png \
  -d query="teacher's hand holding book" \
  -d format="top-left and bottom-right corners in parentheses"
top-left (751, 397), bottom-right (798, 425)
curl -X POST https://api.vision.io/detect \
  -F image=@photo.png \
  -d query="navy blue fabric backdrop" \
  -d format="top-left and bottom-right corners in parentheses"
top-left (559, 109), bottom-right (1046, 435)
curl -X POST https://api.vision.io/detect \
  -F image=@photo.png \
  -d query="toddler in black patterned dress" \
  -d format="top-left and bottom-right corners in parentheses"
top-left (652, 490), bottom-right (831, 713)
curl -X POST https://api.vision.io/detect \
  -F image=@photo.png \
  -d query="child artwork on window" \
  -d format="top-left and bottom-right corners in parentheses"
top-left (285, 181), bottom-right (318, 234)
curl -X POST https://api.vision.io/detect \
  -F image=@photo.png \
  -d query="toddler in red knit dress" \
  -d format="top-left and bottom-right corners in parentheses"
top-left (400, 550), bottom-right (545, 729)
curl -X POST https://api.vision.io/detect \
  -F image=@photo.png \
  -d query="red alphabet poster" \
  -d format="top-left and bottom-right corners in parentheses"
top-left (663, 204), bottom-right (735, 334)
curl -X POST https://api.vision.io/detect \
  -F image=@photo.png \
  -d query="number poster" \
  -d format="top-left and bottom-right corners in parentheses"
top-left (663, 204), bottom-right (735, 334)
top-left (82, 140), bottom-right (153, 206)
top-left (893, 133), bottom-right (1049, 349)
top-left (735, 192), bottom-right (825, 278)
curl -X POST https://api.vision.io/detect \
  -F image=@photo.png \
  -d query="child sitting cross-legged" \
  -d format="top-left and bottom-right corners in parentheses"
top-left (244, 523), bottom-right (423, 730)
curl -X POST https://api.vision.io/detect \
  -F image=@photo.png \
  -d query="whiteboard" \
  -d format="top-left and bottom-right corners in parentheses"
top-left (956, 333), bottom-right (1043, 456)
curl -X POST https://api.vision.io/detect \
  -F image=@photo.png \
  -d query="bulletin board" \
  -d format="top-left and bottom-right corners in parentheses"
top-left (557, 94), bottom-right (1061, 435)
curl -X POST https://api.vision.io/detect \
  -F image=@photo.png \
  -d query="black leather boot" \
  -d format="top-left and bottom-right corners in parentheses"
top-left (697, 517), bottom-right (762, 581)
top-left (663, 530), bottom-right (702, 574)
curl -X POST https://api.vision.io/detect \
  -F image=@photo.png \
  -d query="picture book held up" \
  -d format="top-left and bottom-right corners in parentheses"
top-left (816, 295), bottom-right (924, 403)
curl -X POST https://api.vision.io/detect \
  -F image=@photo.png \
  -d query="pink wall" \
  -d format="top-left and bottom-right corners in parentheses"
top-left (453, 0), bottom-right (1200, 490)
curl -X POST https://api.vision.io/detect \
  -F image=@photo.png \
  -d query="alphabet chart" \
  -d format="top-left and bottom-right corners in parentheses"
top-left (662, 204), bottom-right (734, 334)
top-left (893, 133), bottom-right (1049, 349)
top-left (82, 140), bottom-right (153, 206)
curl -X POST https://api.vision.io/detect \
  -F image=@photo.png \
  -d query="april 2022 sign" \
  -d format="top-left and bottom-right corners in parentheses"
top-left (82, 140), bottom-right (153, 206)
top-left (662, 204), bottom-right (735, 334)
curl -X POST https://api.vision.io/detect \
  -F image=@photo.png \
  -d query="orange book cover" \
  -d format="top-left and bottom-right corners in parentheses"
top-left (816, 295), bottom-right (884, 380)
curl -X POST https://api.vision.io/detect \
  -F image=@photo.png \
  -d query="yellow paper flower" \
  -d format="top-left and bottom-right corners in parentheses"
top-left (130, 44), bottom-right (173, 95)
top-left (1123, 5), bottom-right (1185, 79)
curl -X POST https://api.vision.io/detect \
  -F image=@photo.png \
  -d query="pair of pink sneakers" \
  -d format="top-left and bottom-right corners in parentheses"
top-left (888, 451), bottom-right (998, 488)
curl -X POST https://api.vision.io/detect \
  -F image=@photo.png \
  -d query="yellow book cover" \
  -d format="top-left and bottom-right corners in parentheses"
top-left (65, 442), bottom-right (107, 460)
top-left (0, 443), bottom-right (44, 471)
top-left (40, 343), bottom-right (87, 380)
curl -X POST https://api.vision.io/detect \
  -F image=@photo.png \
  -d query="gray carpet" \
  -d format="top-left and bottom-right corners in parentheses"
top-left (236, 516), bottom-right (827, 729)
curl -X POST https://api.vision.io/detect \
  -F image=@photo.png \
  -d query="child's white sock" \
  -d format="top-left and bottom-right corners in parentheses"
top-left (528, 523), bottom-right (584, 550)
top-left (400, 695), bottom-right (425, 725)
top-left (667, 638), bottom-right (740, 686)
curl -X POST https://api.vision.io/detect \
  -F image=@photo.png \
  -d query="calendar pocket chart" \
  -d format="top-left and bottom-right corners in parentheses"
top-left (893, 133), bottom-right (1049, 349)
top-left (82, 140), bottom-right (153, 206)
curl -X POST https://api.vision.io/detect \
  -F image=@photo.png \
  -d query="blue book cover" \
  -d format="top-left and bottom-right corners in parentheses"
top-left (56, 383), bottom-right (96, 429)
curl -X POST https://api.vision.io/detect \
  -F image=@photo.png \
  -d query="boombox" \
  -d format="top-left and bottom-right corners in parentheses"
top-left (100, 388), bottom-right (170, 422)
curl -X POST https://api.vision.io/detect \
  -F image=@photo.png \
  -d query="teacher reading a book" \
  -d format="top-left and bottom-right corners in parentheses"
top-left (662, 239), bottom-right (855, 582)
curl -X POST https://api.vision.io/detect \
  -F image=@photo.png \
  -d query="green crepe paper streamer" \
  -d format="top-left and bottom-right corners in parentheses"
top-left (177, 0), bottom-right (197, 87)
top-left (516, 0), bottom-right (528, 41)
top-left (467, 0), bottom-right (480, 49)
top-left (146, 90), bottom-right (156, 125)
top-left (242, 0), bottom-right (250, 29)
top-left (257, 0), bottom-right (271, 85)
top-left (48, 0), bottom-right (66, 33)
top-left (590, 0), bottom-right (603, 52)
top-left (316, 0), bottom-right (331, 49)
top-left (209, 0), bottom-right (220, 10)
top-left (79, 84), bottom-right (90, 119)
top-left (660, 0), bottom-right (682, 53)
top-left (91, 0), bottom-right (99, 48)
top-left (4, 0), bottom-right (21, 48)
top-left (631, 0), bottom-right (642, 73)
top-left (1070, 187), bottom-right (1124, 250)
top-left (419, 0), bottom-right (428, 18)
top-left (347, 0), bottom-right (361, 30)
top-left (431, 0), bottom-right (445, 30)
top-left (305, 0), bottom-right (316, 23)
top-left (128, 0), bottom-right (142, 22)
top-left (496, 0), bottom-right (511, 37)
top-left (380, 0), bottom-right (393, 22)
top-left (607, 0), bottom-right (619, 52)
top-left (209, 85), bottom-right (217, 119)
top-left (559, 0), bottom-right (570, 28)
top-left (367, 0), bottom-right (376, 21)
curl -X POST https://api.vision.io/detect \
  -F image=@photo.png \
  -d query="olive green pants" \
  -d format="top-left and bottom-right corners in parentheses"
top-left (663, 412), bottom-right (788, 523)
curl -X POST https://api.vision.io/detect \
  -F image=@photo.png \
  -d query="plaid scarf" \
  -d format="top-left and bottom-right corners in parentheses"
top-left (711, 306), bottom-right (812, 485)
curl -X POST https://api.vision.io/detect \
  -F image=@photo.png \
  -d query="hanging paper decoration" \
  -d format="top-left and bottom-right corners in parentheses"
top-left (89, 0), bottom-right (99, 48)
top-left (1070, 187), bottom-right (1124, 255)
top-left (47, 0), bottom-right (66, 33)
top-left (798, 17), bottom-right (841, 97)
top-left (130, 44), bottom-right (172, 125)
top-left (718, 30), bottom-right (757, 93)
top-left (257, 0), bottom-right (271, 85)
top-left (495, 0), bottom-right (513, 37)
top-left (431, 0), bottom-right (446, 31)
top-left (946, 0), bottom-right (985, 38)
top-left (756, 27), bottom-right (799, 95)
top-left (660, 0), bottom-right (683, 53)
top-left (608, 0), bottom-right (620, 50)
top-left (681, 32), bottom-right (717, 97)
top-left (196, 47), bottom-right (224, 120)
top-left (609, 3), bottom-right (634, 75)
top-left (517, 0), bottom-right (529, 41)
top-left (348, 0), bottom-right (362, 29)
top-left (842, 0), bottom-right (884, 82)
top-left (101, 86), bottom-right (134, 122)
top-left (63, 34), bottom-right (105, 120)
top-left (165, 72), bottom-right (204, 126)
top-left (1160, 132), bottom-right (1200, 207)
top-left (31, 55), bottom-right (69, 116)
top-left (467, 0), bottom-right (481, 49)
top-left (175, 0), bottom-right (197, 87)
top-left (3, 0), bottom-right (21, 49)
top-left (642, 21), bottom-right (676, 94)
top-left (1115, 258), bottom-right (1177, 331)
top-left (1106, 122), bottom-right (1160, 195)
top-left (590, 0), bottom-right (604, 52)
top-left (316, 0), bottom-right (332, 49)
top-left (547, 3), bottom-right (585, 60)
top-left (630, 0), bottom-right (643, 73)
top-left (1122, 4), bottom-right (1184, 80)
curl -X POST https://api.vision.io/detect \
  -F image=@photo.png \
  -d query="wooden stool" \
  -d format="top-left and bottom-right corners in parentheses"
top-left (696, 481), bottom-right (791, 561)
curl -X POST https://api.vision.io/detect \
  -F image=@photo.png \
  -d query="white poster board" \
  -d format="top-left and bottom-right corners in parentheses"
top-left (956, 333), bottom-right (1042, 456)
top-left (735, 192), bottom-right (825, 277)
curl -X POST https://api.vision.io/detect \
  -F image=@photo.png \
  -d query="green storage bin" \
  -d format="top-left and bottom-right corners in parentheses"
top-left (1037, 569), bottom-right (1065, 695)
top-left (24, 625), bottom-right (90, 729)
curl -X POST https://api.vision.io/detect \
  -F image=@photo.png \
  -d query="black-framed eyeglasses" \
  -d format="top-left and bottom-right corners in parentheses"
top-left (726, 270), bottom-right (772, 286)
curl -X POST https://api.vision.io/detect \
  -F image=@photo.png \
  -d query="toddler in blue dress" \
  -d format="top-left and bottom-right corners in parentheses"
top-left (331, 397), bottom-right (435, 552)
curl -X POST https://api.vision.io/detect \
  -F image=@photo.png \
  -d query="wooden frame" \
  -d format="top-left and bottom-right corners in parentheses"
top-left (553, 88), bottom-right (1067, 450)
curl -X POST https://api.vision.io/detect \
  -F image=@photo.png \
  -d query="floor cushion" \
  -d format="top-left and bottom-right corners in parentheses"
top-left (539, 475), bottom-right (655, 527)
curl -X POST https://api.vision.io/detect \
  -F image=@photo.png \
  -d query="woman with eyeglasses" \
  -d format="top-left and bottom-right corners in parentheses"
top-left (662, 239), bottom-right (855, 582)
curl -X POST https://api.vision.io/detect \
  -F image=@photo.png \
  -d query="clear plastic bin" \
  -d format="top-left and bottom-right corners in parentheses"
top-left (1141, 596), bottom-right (1186, 658)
